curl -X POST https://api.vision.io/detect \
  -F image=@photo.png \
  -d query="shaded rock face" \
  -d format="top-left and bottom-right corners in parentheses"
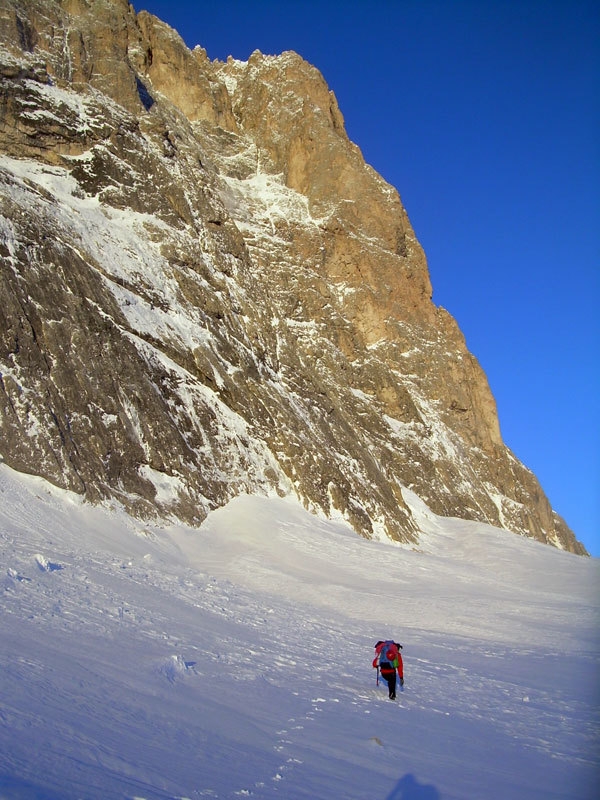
top-left (0, 0), bottom-right (586, 553)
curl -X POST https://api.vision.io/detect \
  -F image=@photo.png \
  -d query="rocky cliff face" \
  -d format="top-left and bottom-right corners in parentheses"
top-left (0, 0), bottom-right (586, 553)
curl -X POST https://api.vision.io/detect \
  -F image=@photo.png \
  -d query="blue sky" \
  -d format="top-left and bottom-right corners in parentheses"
top-left (136, 1), bottom-right (599, 556)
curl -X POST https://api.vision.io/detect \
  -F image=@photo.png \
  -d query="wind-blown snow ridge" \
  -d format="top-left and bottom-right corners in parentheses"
top-left (0, 463), bottom-right (597, 799)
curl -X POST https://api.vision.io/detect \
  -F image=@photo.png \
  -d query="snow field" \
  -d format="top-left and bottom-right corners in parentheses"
top-left (0, 463), bottom-right (598, 799)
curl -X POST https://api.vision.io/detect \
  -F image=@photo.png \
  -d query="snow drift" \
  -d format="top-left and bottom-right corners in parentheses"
top-left (0, 463), bottom-right (598, 799)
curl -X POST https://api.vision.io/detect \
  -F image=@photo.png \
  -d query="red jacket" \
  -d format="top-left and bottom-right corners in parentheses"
top-left (373, 641), bottom-right (403, 679)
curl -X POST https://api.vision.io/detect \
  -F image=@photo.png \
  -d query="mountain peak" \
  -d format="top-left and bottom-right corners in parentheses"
top-left (0, 0), bottom-right (587, 553)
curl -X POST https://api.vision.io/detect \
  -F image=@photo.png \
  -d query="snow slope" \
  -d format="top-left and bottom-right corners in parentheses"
top-left (0, 463), bottom-right (598, 799)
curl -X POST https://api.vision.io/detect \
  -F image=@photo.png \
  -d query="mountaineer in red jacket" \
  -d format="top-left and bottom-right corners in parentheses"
top-left (373, 640), bottom-right (404, 699)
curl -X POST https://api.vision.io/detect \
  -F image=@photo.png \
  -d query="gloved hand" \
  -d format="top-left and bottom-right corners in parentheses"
top-left (399, 677), bottom-right (404, 687)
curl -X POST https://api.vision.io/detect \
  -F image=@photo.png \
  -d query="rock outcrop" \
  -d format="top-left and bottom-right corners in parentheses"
top-left (0, 0), bottom-right (586, 553)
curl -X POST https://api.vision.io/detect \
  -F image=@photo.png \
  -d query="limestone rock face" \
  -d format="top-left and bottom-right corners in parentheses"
top-left (0, 0), bottom-right (586, 553)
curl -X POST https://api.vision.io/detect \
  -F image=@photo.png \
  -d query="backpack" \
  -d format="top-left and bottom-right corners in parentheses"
top-left (376, 640), bottom-right (399, 666)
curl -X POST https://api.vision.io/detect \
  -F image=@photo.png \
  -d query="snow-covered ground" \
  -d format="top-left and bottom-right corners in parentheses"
top-left (0, 463), bottom-right (598, 800)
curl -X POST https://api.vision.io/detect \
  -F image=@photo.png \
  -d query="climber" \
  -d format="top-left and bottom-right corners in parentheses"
top-left (373, 640), bottom-right (404, 699)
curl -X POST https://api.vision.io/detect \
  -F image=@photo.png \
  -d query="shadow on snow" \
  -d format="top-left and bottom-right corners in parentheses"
top-left (386, 773), bottom-right (441, 800)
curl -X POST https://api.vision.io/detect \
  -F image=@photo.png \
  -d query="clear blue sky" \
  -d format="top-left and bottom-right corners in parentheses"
top-left (136, 0), bottom-right (599, 556)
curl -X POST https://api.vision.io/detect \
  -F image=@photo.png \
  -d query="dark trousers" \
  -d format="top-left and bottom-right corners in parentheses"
top-left (381, 667), bottom-right (396, 698)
